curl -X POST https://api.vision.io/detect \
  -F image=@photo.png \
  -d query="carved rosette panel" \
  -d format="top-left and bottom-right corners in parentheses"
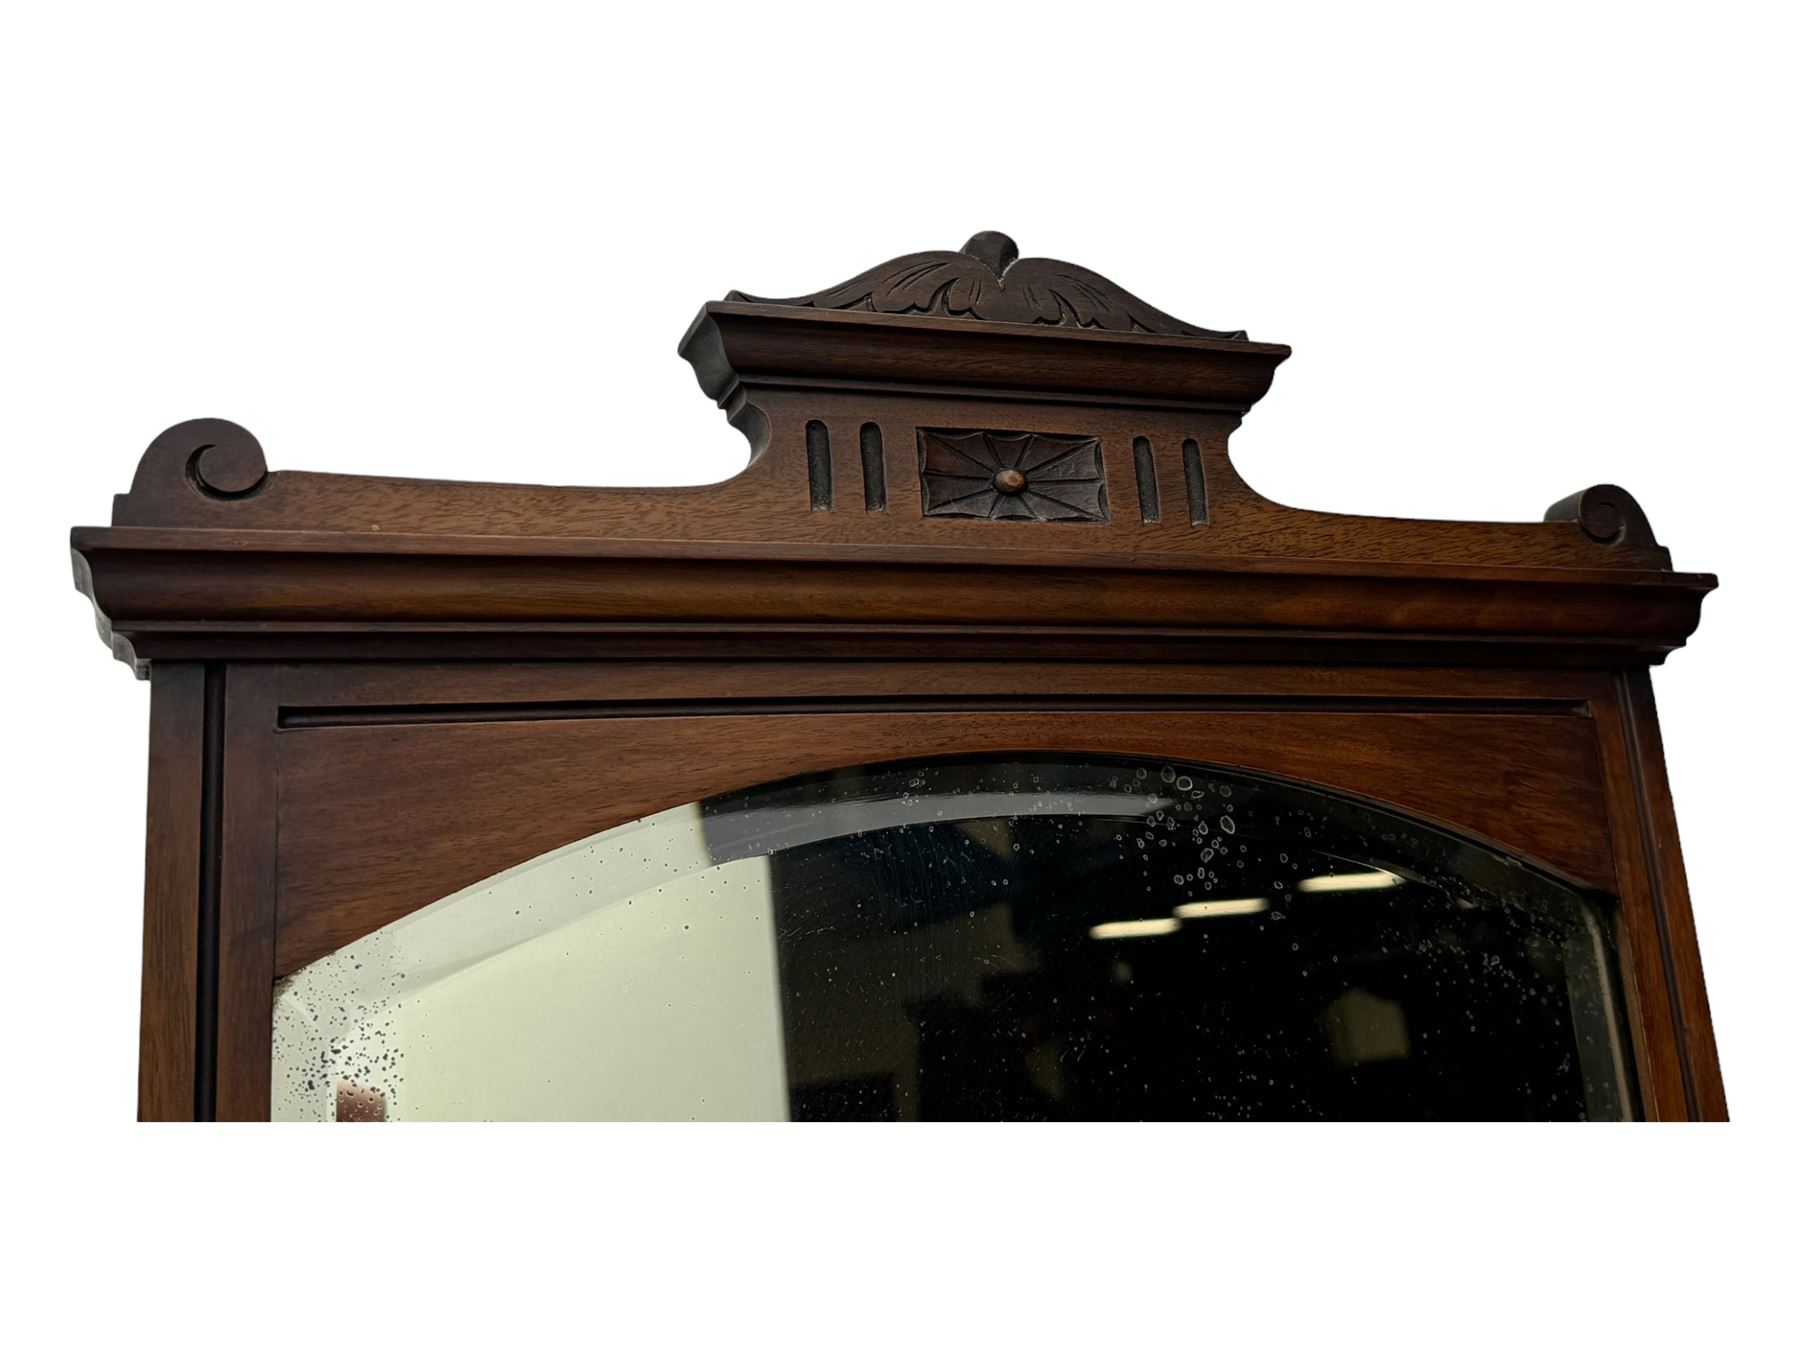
top-left (918, 430), bottom-right (1108, 522)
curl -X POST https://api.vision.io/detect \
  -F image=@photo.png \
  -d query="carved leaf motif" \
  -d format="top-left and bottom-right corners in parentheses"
top-left (729, 232), bottom-right (1247, 340)
top-left (918, 430), bottom-right (1108, 523)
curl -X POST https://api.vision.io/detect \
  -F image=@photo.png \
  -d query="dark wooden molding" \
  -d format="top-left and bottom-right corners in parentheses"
top-left (726, 231), bottom-right (1249, 339)
top-left (67, 230), bottom-right (1724, 1119)
top-left (136, 664), bottom-right (206, 1121)
top-left (72, 525), bottom-right (1711, 675)
top-left (72, 228), bottom-right (1708, 673)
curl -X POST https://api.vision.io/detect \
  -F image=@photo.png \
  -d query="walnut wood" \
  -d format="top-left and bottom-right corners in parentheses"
top-left (73, 529), bottom-right (1711, 675)
top-left (137, 664), bottom-right (205, 1121)
top-left (721, 231), bottom-right (1250, 339)
top-left (68, 230), bottom-right (1724, 1119)
top-left (214, 666), bottom-right (279, 1121)
top-left (72, 298), bottom-right (1707, 673)
top-left (74, 231), bottom-right (1708, 673)
top-left (1589, 672), bottom-right (1728, 1119)
top-left (1620, 670), bottom-right (1726, 1120)
top-left (86, 394), bottom-right (1683, 571)
top-left (272, 658), bottom-right (1609, 711)
top-left (273, 696), bottom-right (1614, 978)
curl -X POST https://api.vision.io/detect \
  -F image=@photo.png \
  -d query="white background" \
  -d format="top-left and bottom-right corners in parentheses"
top-left (4, 1), bottom-right (1795, 1343)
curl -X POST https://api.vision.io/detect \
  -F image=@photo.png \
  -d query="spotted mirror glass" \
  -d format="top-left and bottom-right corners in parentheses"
top-left (272, 755), bottom-right (1636, 1121)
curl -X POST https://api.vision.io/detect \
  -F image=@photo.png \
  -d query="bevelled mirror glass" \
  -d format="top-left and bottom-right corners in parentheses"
top-left (274, 755), bottom-right (1635, 1121)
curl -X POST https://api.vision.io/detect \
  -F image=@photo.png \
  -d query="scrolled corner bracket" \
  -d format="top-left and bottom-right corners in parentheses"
top-left (116, 417), bottom-right (270, 523)
top-left (725, 230), bottom-right (1250, 340)
top-left (1544, 483), bottom-right (1670, 567)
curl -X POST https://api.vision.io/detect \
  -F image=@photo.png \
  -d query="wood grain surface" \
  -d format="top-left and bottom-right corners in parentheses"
top-left (74, 231), bottom-right (1723, 1118)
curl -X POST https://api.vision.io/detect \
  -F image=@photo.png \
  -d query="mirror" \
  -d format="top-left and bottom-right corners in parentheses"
top-left (273, 755), bottom-right (1635, 1120)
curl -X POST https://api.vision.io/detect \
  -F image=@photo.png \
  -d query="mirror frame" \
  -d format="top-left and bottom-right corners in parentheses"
top-left (70, 232), bottom-right (1723, 1120)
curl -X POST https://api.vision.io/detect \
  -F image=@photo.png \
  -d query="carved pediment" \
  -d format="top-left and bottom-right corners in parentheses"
top-left (728, 231), bottom-right (1248, 340)
top-left (73, 229), bottom-right (1706, 675)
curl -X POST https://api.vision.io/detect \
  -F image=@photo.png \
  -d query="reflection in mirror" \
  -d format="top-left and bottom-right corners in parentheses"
top-left (273, 755), bottom-right (1636, 1121)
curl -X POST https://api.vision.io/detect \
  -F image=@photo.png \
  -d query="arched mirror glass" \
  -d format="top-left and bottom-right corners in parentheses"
top-left (273, 755), bottom-right (1635, 1121)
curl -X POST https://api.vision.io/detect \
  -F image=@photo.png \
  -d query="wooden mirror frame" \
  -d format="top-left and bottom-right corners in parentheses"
top-left (71, 232), bottom-right (1723, 1121)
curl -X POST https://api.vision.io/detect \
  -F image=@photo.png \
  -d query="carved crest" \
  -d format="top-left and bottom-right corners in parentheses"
top-left (728, 231), bottom-right (1247, 339)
